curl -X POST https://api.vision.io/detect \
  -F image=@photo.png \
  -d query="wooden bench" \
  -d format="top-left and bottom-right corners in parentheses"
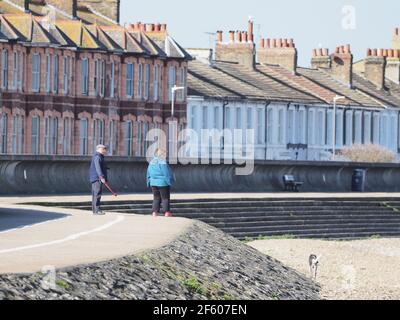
top-left (283, 175), bottom-right (304, 192)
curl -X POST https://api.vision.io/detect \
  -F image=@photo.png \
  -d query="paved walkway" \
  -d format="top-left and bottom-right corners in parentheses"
top-left (2, 192), bottom-right (400, 275)
top-left (0, 200), bottom-right (192, 274)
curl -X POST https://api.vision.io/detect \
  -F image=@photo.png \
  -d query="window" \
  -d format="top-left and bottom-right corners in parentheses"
top-left (94, 60), bottom-right (99, 96)
top-left (79, 118), bottom-right (88, 155)
top-left (213, 107), bottom-right (220, 129)
top-left (256, 109), bottom-right (264, 145)
top-left (326, 110), bottom-right (334, 147)
top-left (31, 116), bottom-right (40, 155)
top-left (0, 113), bottom-right (7, 154)
top-left (153, 65), bottom-right (159, 101)
top-left (380, 114), bottom-right (388, 147)
top-left (100, 61), bottom-right (106, 97)
top-left (138, 64), bottom-right (143, 98)
top-left (372, 113), bottom-right (380, 144)
top-left (52, 55), bottom-right (58, 94)
top-left (345, 110), bottom-right (353, 146)
top-left (109, 120), bottom-right (116, 155)
top-left (246, 108), bottom-right (253, 144)
top-left (137, 121), bottom-right (143, 156)
top-left (19, 52), bottom-right (24, 92)
top-left (354, 111), bottom-right (362, 144)
top-left (308, 109), bottom-right (315, 146)
top-left (317, 110), bottom-right (325, 146)
top-left (225, 107), bottom-right (232, 130)
top-left (267, 108), bottom-right (274, 144)
top-left (110, 62), bottom-right (115, 98)
top-left (63, 57), bottom-right (69, 94)
top-left (63, 118), bottom-right (71, 155)
top-left (363, 112), bottom-right (372, 144)
top-left (12, 114), bottom-right (24, 154)
top-left (298, 108), bottom-right (307, 144)
top-left (278, 109), bottom-right (285, 144)
top-left (93, 119), bottom-right (105, 153)
top-left (168, 66), bottom-right (176, 101)
top-left (1, 50), bottom-right (8, 90)
top-left (336, 110), bottom-right (344, 147)
top-left (45, 55), bottom-right (51, 93)
top-left (178, 67), bottom-right (186, 101)
top-left (143, 122), bottom-right (149, 155)
top-left (235, 108), bottom-right (242, 129)
top-left (32, 54), bottom-right (41, 93)
top-left (80, 59), bottom-right (89, 95)
top-left (144, 64), bottom-right (150, 100)
top-left (125, 121), bottom-right (133, 156)
top-left (12, 51), bottom-right (18, 90)
top-left (202, 107), bottom-right (208, 130)
top-left (126, 63), bottom-right (134, 98)
top-left (287, 108), bottom-right (295, 144)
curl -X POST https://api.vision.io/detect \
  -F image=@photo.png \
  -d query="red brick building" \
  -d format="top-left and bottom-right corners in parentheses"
top-left (0, 0), bottom-right (191, 157)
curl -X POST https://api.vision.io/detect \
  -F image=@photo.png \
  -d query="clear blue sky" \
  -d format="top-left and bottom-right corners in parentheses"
top-left (121, 0), bottom-right (400, 66)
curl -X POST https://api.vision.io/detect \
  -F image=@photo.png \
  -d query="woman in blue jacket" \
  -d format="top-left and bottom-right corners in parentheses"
top-left (147, 148), bottom-right (175, 217)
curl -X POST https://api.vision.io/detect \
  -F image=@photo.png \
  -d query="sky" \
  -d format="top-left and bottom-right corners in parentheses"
top-left (121, 0), bottom-right (400, 67)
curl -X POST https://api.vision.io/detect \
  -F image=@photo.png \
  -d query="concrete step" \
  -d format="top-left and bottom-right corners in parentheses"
top-left (223, 225), bottom-right (400, 235)
top-left (235, 230), bottom-right (400, 240)
top-left (186, 215), bottom-right (400, 224)
top-left (207, 219), bottom-right (400, 229)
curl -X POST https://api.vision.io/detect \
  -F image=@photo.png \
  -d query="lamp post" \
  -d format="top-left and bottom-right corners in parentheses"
top-left (171, 85), bottom-right (185, 119)
top-left (169, 85), bottom-right (185, 163)
top-left (332, 95), bottom-right (346, 160)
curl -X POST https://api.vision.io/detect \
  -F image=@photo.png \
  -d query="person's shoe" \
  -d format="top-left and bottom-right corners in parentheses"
top-left (152, 212), bottom-right (159, 218)
top-left (165, 212), bottom-right (172, 217)
top-left (93, 210), bottom-right (105, 215)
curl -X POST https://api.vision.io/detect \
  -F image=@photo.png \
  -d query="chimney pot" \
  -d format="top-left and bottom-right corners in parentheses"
top-left (229, 31), bottom-right (235, 42)
top-left (272, 39), bottom-right (277, 48)
top-left (324, 48), bottom-right (329, 56)
top-left (242, 32), bottom-right (248, 43)
top-left (346, 44), bottom-right (351, 53)
top-left (283, 39), bottom-right (288, 47)
top-left (335, 47), bottom-right (340, 54)
top-left (396, 28), bottom-right (399, 35)
top-left (277, 38), bottom-right (283, 48)
top-left (288, 39), bottom-right (294, 48)
top-left (389, 49), bottom-right (394, 58)
top-left (367, 48), bottom-right (372, 56)
top-left (395, 50), bottom-right (400, 59)
top-left (237, 31), bottom-right (242, 43)
top-left (248, 20), bottom-right (254, 38)
top-left (217, 31), bottom-right (223, 42)
top-left (312, 49), bottom-right (317, 57)
top-left (266, 38), bottom-right (271, 48)
top-left (318, 48), bottom-right (323, 56)
top-left (379, 48), bottom-right (384, 57)
top-left (260, 38), bottom-right (265, 48)
top-left (161, 24), bottom-right (167, 32)
top-left (372, 48), bottom-right (377, 56)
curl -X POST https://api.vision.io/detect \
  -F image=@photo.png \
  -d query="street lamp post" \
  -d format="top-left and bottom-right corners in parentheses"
top-left (332, 95), bottom-right (346, 160)
top-left (169, 85), bottom-right (185, 163)
top-left (171, 85), bottom-right (185, 119)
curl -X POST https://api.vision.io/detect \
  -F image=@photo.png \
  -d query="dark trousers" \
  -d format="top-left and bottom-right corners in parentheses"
top-left (92, 181), bottom-right (103, 213)
top-left (152, 186), bottom-right (171, 213)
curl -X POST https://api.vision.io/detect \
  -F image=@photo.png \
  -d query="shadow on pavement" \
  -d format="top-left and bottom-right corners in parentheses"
top-left (0, 208), bottom-right (69, 233)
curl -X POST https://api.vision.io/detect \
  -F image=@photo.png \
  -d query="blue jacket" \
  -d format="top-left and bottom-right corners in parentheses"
top-left (89, 152), bottom-right (108, 183)
top-left (147, 157), bottom-right (175, 187)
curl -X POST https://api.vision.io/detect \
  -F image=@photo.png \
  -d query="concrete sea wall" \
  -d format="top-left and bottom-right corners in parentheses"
top-left (0, 155), bottom-right (399, 195)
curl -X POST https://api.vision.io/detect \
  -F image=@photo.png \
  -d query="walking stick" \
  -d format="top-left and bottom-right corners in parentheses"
top-left (102, 180), bottom-right (118, 197)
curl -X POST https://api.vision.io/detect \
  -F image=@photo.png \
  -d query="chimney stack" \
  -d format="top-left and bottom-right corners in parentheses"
top-left (257, 37), bottom-right (298, 73)
top-left (386, 49), bottom-right (400, 84)
top-left (311, 48), bottom-right (331, 69)
top-left (393, 27), bottom-right (400, 49)
top-left (364, 48), bottom-right (386, 90)
top-left (330, 44), bottom-right (353, 87)
top-left (214, 21), bottom-right (256, 69)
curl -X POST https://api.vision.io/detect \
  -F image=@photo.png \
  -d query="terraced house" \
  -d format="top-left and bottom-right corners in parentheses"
top-left (0, 0), bottom-right (190, 157)
top-left (187, 21), bottom-right (400, 161)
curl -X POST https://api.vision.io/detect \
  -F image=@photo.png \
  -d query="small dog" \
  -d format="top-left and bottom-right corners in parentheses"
top-left (309, 254), bottom-right (321, 281)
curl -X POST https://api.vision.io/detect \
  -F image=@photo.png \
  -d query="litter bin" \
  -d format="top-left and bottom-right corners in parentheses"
top-left (352, 169), bottom-right (366, 192)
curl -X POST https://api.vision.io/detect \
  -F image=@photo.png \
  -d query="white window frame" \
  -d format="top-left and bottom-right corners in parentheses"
top-left (1, 50), bottom-right (8, 90)
top-left (81, 58), bottom-right (89, 95)
top-left (126, 63), bottom-right (134, 98)
top-left (32, 54), bottom-right (41, 93)
top-left (52, 55), bottom-right (59, 94)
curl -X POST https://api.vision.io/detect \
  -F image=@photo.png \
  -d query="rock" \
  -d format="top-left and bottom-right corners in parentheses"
top-left (0, 221), bottom-right (320, 300)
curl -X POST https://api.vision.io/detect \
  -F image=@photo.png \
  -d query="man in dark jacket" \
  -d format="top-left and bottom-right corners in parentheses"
top-left (89, 145), bottom-right (108, 215)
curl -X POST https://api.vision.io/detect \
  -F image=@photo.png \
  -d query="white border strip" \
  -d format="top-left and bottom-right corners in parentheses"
top-left (0, 215), bottom-right (125, 255)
